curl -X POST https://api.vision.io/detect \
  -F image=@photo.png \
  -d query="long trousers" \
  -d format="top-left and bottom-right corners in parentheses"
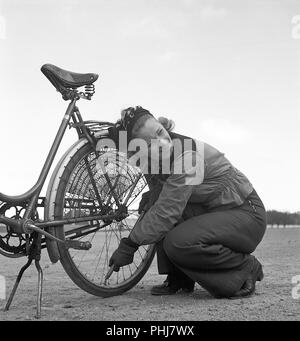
top-left (156, 189), bottom-right (267, 297)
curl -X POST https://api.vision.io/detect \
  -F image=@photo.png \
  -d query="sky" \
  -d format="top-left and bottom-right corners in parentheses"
top-left (0, 0), bottom-right (299, 212)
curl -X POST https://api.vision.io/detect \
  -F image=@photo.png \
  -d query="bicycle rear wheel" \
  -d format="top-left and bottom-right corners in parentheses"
top-left (51, 143), bottom-right (155, 297)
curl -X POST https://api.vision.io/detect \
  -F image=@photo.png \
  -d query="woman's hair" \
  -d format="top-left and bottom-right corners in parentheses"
top-left (131, 115), bottom-right (175, 138)
top-left (116, 106), bottom-right (176, 141)
top-left (116, 108), bottom-right (176, 167)
top-left (157, 117), bottom-right (175, 132)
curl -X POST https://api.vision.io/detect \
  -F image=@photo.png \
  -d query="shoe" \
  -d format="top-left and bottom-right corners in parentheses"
top-left (230, 257), bottom-right (264, 299)
top-left (151, 274), bottom-right (195, 296)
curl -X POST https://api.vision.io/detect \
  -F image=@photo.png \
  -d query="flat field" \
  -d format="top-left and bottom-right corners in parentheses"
top-left (0, 227), bottom-right (300, 321)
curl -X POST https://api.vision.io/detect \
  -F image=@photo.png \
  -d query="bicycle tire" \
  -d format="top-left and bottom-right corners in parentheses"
top-left (51, 142), bottom-right (156, 297)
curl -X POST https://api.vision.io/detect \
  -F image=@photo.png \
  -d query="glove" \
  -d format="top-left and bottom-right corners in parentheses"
top-left (109, 237), bottom-right (139, 272)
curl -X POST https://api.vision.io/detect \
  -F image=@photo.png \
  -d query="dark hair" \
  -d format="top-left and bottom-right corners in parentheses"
top-left (108, 106), bottom-right (176, 148)
top-left (123, 108), bottom-right (175, 140)
top-left (130, 115), bottom-right (175, 139)
top-left (120, 106), bottom-right (154, 140)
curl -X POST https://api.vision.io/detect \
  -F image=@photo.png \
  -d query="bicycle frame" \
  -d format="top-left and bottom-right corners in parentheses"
top-left (0, 95), bottom-right (125, 234)
top-left (0, 65), bottom-right (150, 319)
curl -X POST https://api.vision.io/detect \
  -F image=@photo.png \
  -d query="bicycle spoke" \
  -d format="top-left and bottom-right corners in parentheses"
top-left (92, 231), bottom-right (109, 281)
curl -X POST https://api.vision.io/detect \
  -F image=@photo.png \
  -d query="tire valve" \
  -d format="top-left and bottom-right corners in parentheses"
top-left (104, 265), bottom-right (114, 284)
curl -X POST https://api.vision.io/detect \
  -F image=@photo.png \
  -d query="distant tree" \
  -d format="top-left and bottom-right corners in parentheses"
top-left (266, 210), bottom-right (300, 226)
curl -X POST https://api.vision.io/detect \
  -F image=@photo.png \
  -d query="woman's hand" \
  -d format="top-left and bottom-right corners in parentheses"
top-left (109, 237), bottom-right (139, 272)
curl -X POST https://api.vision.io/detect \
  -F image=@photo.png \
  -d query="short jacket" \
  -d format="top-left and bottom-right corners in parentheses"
top-left (129, 132), bottom-right (253, 245)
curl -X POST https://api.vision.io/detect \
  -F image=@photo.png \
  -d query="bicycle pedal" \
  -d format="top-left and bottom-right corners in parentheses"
top-left (65, 240), bottom-right (92, 250)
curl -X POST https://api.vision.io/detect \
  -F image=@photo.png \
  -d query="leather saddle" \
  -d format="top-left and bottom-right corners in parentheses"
top-left (41, 64), bottom-right (99, 91)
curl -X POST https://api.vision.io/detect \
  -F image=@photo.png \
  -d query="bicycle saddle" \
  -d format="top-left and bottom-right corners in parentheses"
top-left (41, 64), bottom-right (99, 90)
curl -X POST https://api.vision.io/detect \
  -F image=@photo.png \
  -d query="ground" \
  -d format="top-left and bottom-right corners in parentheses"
top-left (0, 228), bottom-right (300, 321)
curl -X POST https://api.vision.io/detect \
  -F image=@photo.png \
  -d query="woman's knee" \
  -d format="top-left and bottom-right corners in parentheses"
top-left (162, 227), bottom-right (208, 267)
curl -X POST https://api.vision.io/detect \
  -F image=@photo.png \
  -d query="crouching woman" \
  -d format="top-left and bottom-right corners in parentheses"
top-left (108, 106), bottom-right (266, 299)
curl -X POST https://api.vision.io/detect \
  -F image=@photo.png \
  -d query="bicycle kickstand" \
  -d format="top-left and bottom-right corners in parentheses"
top-left (4, 232), bottom-right (44, 319)
top-left (35, 253), bottom-right (43, 319)
top-left (4, 258), bottom-right (33, 312)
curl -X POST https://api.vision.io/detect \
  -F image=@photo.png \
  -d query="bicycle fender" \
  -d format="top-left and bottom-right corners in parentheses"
top-left (44, 138), bottom-right (90, 263)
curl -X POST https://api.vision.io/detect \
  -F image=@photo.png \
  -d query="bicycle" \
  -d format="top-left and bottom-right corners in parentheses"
top-left (0, 64), bottom-right (156, 318)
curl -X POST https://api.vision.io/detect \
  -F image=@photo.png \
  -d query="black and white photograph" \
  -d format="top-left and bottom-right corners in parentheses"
top-left (0, 0), bottom-right (300, 324)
